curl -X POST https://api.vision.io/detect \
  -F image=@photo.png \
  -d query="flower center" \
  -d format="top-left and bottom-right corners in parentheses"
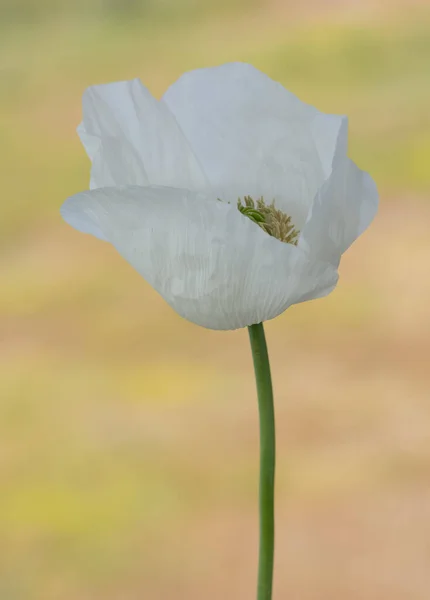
top-left (237, 196), bottom-right (299, 245)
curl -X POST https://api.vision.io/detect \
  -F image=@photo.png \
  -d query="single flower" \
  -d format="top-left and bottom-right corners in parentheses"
top-left (61, 62), bottom-right (378, 330)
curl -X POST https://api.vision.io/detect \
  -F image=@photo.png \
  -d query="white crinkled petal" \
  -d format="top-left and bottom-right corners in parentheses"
top-left (79, 79), bottom-right (208, 190)
top-left (299, 121), bottom-right (378, 264)
top-left (310, 114), bottom-right (347, 179)
top-left (61, 185), bottom-right (339, 330)
top-left (162, 63), bottom-right (344, 221)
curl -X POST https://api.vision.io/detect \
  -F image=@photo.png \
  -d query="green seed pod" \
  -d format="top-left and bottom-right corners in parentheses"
top-left (242, 208), bottom-right (266, 222)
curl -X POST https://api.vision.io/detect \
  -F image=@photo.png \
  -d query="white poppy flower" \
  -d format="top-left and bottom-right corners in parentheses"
top-left (61, 62), bottom-right (378, 330)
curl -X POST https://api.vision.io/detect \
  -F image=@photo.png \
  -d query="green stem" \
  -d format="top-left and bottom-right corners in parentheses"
top-left (248, 322), bottom-right (276, 600)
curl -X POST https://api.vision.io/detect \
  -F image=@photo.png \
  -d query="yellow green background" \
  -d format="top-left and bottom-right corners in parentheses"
top-left (1, 1), bottom-right (430, 598)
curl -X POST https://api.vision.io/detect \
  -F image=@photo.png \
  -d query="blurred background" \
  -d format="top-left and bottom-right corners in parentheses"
top-left (1, 0), bottom-right (430, 598)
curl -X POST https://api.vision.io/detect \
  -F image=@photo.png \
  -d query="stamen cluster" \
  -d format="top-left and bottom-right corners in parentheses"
top-left (237, 196), bottom-right (300, 245)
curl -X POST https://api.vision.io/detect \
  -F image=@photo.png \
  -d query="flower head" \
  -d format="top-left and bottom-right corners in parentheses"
top-left (61, 63), bottom-right (378, 330)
